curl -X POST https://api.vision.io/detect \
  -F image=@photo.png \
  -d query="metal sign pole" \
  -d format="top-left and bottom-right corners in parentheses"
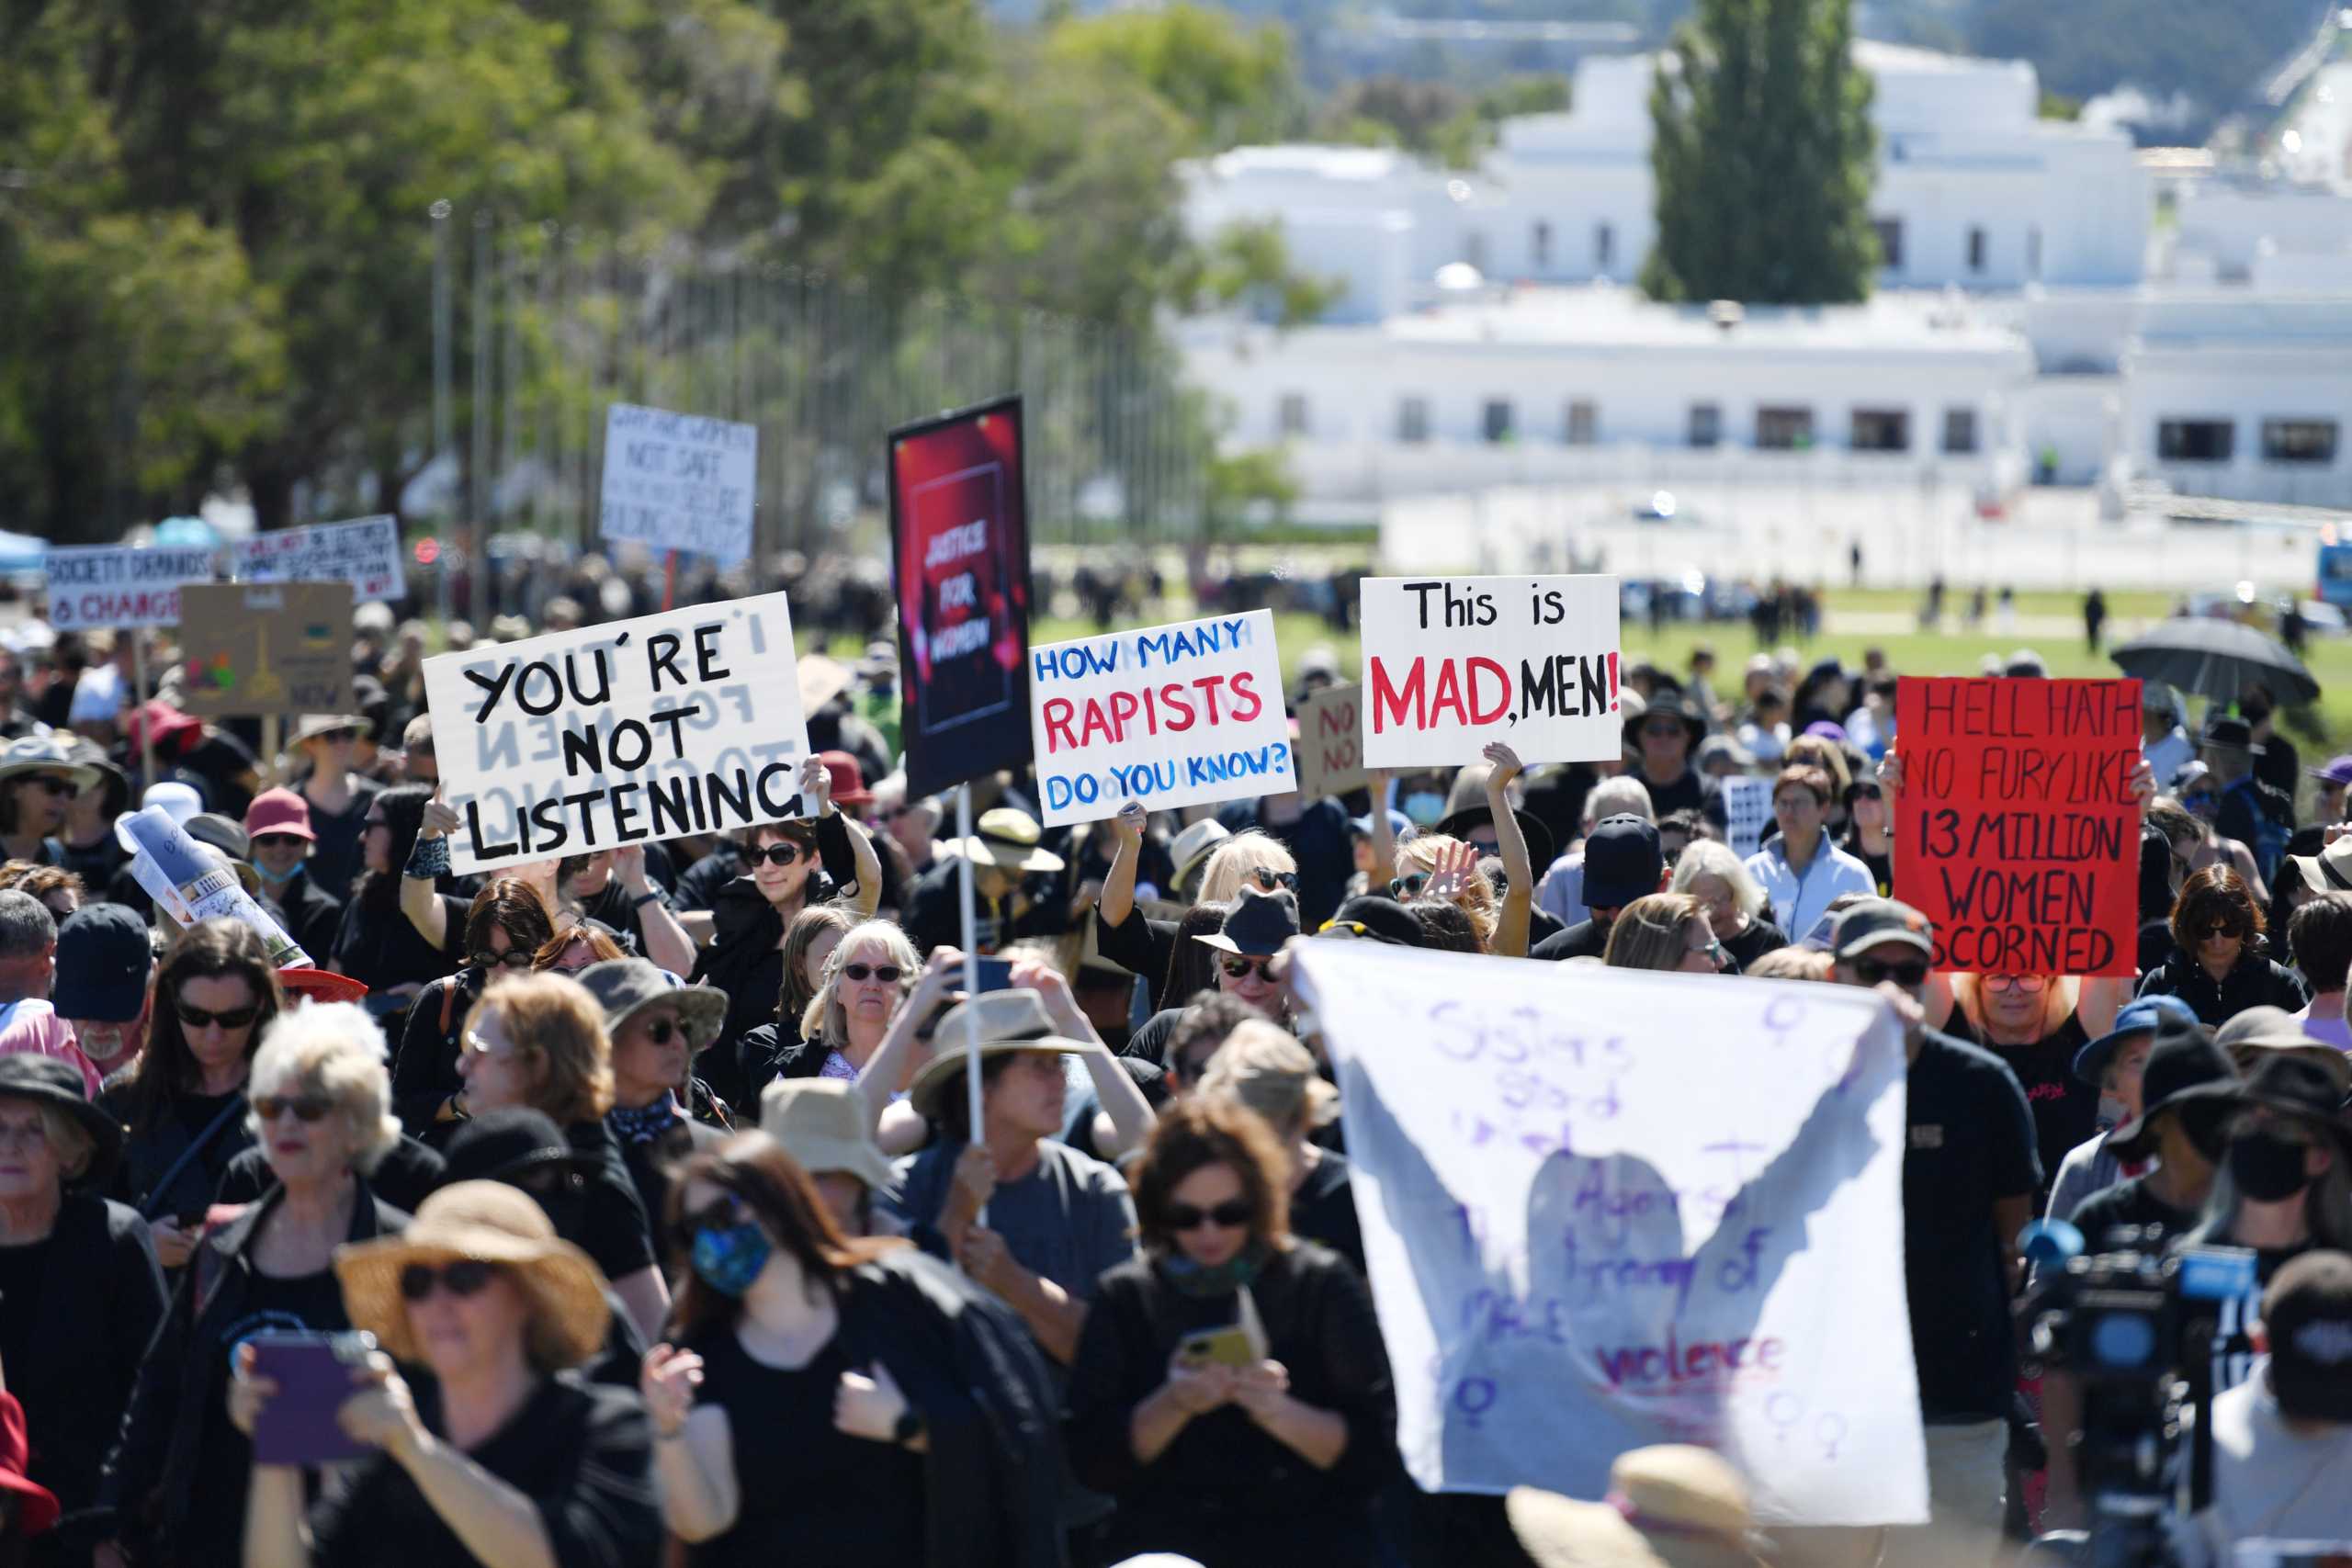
top-left (956, 783), bottom-right (986, 1228)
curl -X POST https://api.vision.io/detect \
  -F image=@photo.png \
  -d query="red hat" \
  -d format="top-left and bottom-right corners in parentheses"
top-left (0, 1393), bottom-right (59, 1536)
top-left (124, 701), bottom-right (203, 755)
top-left (279, 968), bottom-right (370, 1004)
top-left (819, 750), bottom-right (873, 807)
top-left (243, 787), bottom-right (317, 842)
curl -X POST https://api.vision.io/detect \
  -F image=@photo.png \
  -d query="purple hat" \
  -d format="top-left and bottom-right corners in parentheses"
top-left (2309, 754), bottom-right (2352, 786)
top-left (1803, 720), bottom-right (1848, 742)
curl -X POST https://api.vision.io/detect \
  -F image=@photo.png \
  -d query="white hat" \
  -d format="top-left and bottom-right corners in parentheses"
top-left (67, 667), bottom-right (125, 728)
top-left (115, 782), bottom-right (203, 854)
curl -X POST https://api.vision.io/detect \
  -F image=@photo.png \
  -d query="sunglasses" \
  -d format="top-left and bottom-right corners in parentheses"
top-left (252, 833), bottom-right (310, 852)
top-left (753, 842), bottom-right (808, 868)
top-left (1167, 1199), bottom-right (1253, 1233)
top-left (637, 1017), bottom-right (684, 1047)
top-left (253, 1094), bottom-right (334, 1123)
top-left (1218, 954), bottom-right (1275, 982)
top-left (27, 777), bottom-right (73, 798)
top-left (1640, 721), bottom-right (1687, 739)
top-left (398, 1259), bottom-right (499, 1303)
top-left (1247, 868), bottom-right (1299, 894)
top-left (176, 1002), bottom-right (260, 1031)
top-left (470, 949), bottom-right (534, 972)
top-left (314, 728), bottom-right (358, 745)
top-left (1852, 957), bottom-right (1929, 987)
top-left (1390, 873), bottom-right (1431, 898)
top-left (2202, 923), bottom-right (2247, 942)
top-left (840, 963), bottom-right (903, 984)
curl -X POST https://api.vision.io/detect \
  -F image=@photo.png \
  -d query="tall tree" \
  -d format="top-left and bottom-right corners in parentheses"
top-left (1641, 0), bottom-right (1877, 305)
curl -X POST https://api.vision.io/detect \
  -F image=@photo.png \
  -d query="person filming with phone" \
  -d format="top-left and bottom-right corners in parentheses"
top-left (1065, 1097), bottom-right (1395, 1566)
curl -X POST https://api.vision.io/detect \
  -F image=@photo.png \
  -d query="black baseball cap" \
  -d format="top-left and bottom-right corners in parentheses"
top-left (1317, 895), bottom-right (1425, 947)
top-left (1583, 815), bottom-right (1664, 909)
top-left (52, 903), bottom-right (153, 1022)
top-left (2264, 1250), bottom-right (2352, 1422)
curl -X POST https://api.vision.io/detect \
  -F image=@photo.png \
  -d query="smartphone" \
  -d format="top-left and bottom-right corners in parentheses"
top-left (915, 956), bottom-right (1017, 1040)
top-left (1175, 1325), bottom-right (1259, 1371)
top-left (247, 1331), bottom-right (379, 1466)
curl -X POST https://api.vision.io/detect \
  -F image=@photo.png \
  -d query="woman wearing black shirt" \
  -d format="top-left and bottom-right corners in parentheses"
top-left (333, 785), bottom-right (461, 1021)
top-left (1668, 840), bottom-right (1786, 974)
top-left (2139, 864), bottom-right (2311, 1026)
top-left (390, 878), bottom-right (556, 1148)
top-left (1930, 971), bottom-right (2132, 1205)
top-left (1067, 1098), bottom-right (1395, 1565)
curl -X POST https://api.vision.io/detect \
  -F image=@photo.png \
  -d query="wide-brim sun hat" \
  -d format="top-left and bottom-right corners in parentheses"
top-left (0, 1055), bottom-right (121, 1188)
top-left (2212, 1005), bottom-right (2352, 1097)
top-left (940, 807), bottom-right (1064, 875)
top-left (1506, 1445), bottom-right (1762, 1568)
top-left (291, 713), bottom-right (370, 747)
top-left (0, 736), bottom-right (99, 796)
top-left (1169, 818), bottom-right (1231, 893)
top-left (1433, 802), bottom-right (1557, 874)
top-left (576, 958), bottom-right (728, 1055)
top-left (760, 1078), bottom-right (896, 1190)
top-left (334, 1180), bottom-right (610, 1369)
top-left (905, 990), bottom-right (1091, 1122)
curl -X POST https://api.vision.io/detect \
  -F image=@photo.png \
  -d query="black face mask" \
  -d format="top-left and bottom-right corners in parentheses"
top-left (2229, 1128), bottom-right (2313, 1203)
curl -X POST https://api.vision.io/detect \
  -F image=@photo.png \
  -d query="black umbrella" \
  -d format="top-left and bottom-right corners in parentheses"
top-left (2110, 616), bottom-right (2320, 706)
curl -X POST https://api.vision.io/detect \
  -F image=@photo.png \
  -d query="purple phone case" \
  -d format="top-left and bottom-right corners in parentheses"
top-left (249, 1337), bottom-right (369, 1466)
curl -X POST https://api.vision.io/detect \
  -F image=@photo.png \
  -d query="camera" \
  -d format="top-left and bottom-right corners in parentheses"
top-left (2023, 1221), bottom-right (2256, 1568)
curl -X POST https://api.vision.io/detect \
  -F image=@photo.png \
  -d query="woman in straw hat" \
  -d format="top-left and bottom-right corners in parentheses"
top-left (230, 1180), bottom-right (662, 1568)
top-left (640, 1134), bottom-right (1060, 1568)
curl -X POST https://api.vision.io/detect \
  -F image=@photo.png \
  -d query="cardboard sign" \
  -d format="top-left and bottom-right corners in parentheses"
top-left (597, 403), bottom-right (759, 567)
top-left (1723, 774), bottom-right (1773, 859)
top-left (177, 584), bottom-right (355, 718)
top-left (1030, 610), bottom-right (1293, 827)
top-left (232, 516), bottom-right (407, 603)
top-left (1359, 575), bottom-right (1622, 769)
top-left (888, 397), bottom-right (1034, 800)
top-left (423, 592), bottom-right (811, 874)
top-left (42, 545), bottom-right (219, 630)
top-left (1291, 943), bottom-right (1925, 1526)
top-left (1893, 677), bottom-right (2141, 976)
top-left (1295, 684), bottom-right (1368, 800)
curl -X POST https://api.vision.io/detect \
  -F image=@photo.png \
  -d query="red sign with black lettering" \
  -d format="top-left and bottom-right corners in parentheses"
top-left (1893, 676), bottom-right (2142, 977)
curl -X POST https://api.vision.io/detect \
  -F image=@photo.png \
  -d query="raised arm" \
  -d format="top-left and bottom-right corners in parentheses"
top-left (856, 949), bottom-right (963, 1141)
top-left (403, 793), bottom-right (461, 952)
top-left (802, 756), bottom-right (882, 919)
top-left (1015, 957), bottom-right (1154, 1160)
top-left (1100, 802), bottom-right (1146, 931)
top-left (1482, 744), bottom-right (1532, 958)
top-left (1364, 770), bottom-right (1397, 887)
top-left (614, 846), bottom-right (695, 976)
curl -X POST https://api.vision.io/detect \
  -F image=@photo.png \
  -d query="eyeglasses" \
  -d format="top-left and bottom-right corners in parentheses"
top-left (1218, 954), bottom-right (1275, 982)
top-left (1694, 936), bottom-right (1726, 968)
top-left (27, 777), bottom-right (73, 798)
top-left (470, 949), bottom-right (533, 972)
top-left (254, 1094), bottom-right (334, 1123)
top-left (840, 963), bottom-right (903, 984)
top-left (176, 1002), bottom-right (260, 1032)
top-left (1390, 873), bottom-right (1431, 898)
top-left (753, 842), bottom-right (808, 868)
top-left (1984, 974), bottom-right (2048, 993)
top-left (398, 1259), bottom-right (499, 1303)
top-left (252, 833), bottom-right (309, 852)
top-left (1247, 868), bottom-right (1299, 894)
top-left (1166, 1199), bottom-right (1253, 1233)
top-left (1852, 956), bottom-right (1929, 987)
top-left (461, 1029), bottom-right (523, 1063)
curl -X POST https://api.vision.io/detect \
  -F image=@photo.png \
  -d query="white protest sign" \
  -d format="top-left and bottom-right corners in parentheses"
top-left (232, 515), bottom-right (406, 602)
top-left (1359, 574), bottom-right (1621, 769)
top-left (42, 545), bottom-right (219, 630)
top-left (1292, 943), bottom-right (1925, 1526)
top-left (1030, 609), bottom-right (1293, 827)
top-left (1723, 774), bottom-right (1773, 859)
top-left (423, 592), bottom-right (810, 874)
top-left (598, 403), bottom-right (759, 567)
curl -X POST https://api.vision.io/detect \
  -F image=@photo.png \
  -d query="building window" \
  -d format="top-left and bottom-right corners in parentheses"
top-left (1397, 397), bottom-right (1430, 445)
top-left (1851, 409), bottom-right (1911, 452)
top-left (1756, 407), bottom-right (1814, 450)
top-left (1872, 219), bottom-right (1904, 272)
top-left (2158, 419), bottom-right (2234, 463)
top-left (2263, 419), bottom-right (2338, 465)
top-left (1483, 399), bottom-right (1515, 444)
top-left (1943, 408), bottom-right (1979, 454)
top-left (1566, 400), bottom-right (1599, 446)
top-left (1967, 226), bottom-right (1987, 275)
top-left (1595, 222), bottom-right (1615, 271)
top-left (1688, 403), bottom-right (1722, 449)
top-left (1532, 221), bottom-right (1553, 272)
top-left (1277, 393), bottom-right (1309, 438)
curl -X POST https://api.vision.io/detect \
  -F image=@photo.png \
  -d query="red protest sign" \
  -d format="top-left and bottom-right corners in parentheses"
top-left (1894, 677), bottom-right (2142, 976)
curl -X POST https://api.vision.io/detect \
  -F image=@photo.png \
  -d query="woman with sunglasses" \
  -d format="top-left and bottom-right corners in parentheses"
top-left (1066, 1097), bottom-right (1394, 1566)
top-left (1838, 777), bottom-right (1894, 897)
top-left (289, 714), bottom-right (382, 896)
top-left (642, 1134), bottom-right (1063, 1568)
top-left (730, 906), bottom-right (858, 1095)
top-left (1600, 893), bottom-right (1728, 974)
top-left (390, 879), bottom-right (557, 1150)
top-left (100, 1002), bottom-right (409, 1568)
top-left (2139, 864), bottom-right (2309, 1027)
top-left (98, 919), bottom-right (284, 1269)
top-left (755, 922), bottom-right (933, 1148)
top-left (329, 784), bottom-right (455, 1019)
top-left (0, 739), bottom-right (96, 868)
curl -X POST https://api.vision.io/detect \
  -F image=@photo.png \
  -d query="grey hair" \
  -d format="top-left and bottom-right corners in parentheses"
top-left (1582, 774), bottom-right (1656, 828)
top-left (247, 1001), bottom-right (401, 1174)
top-left (0, 891), bottom-right (55, 961)
top-left (1669, 840), bottom-right (1767, 922)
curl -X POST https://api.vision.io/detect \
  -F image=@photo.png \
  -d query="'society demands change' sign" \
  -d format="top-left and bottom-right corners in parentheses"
top-left (1292, 943), bottom-right (1926, 1527)
top-left (597, 403), bottom-right (760, 568)
top-left (1029, 610), bottom-right (1293, 827)
top-left (1893, 677), bottom-right (2142, 977)
top-left (423, 592), bottom-right (811, 874)
top-left (232, 515), bottom-right (406, 602)
top-left (1358, 575), bottom-right (1623, 769)
top-left (43, 545), bottom-right (220, 631)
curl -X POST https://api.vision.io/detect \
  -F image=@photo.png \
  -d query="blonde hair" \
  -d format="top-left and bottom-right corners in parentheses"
top-left (1196, 1020), bottom-right (1338, 1134)
top-left (1746, 946), bottom-right (1835, 981)
top-left (1670, 840), bottom-right (1766, 922)
top-left (807, 920), bottom-right (922, 1050)
top-left (1784, 735), bottom-right (1850, 796)
top-left (1397, 833), bottom-right (1498, 947)
top-left (1951, 973), bottom-right (2079, 1038)
top-left (1602, 892), bottom-right (1708, 972)
top-left (248, 1001), bottom-right (401, 1174)
top-left (1197, 831), bottom-right (1297, 906)
top-left (468, 974), bottom-right (615, 1123)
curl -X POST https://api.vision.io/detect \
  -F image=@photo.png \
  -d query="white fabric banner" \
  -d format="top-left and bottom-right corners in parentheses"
top-left (424, 592), bottom-right (810, 874)
top-left (597, 403), bottom-right (759, 567)
top-left (232, 516), bottom-right (406, 602)
top-left (1291, 944), bottom-right (1927, 1526)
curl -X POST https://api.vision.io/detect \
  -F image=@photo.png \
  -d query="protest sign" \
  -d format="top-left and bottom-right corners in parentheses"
top-left (178, 584), bottom-right (355, 719)
top-left (1723, 774), bottom-right (1773, 859)
top-left (1029, 611), bottom-right (1292, 827)
top-left (232, 515), bottom-right (406, 602)
top-left (1294, 683), bottom-right (1368, 800)
top-left (120, 806), bottom-right (311, 968)
top-left (1359, 575), bottom-right (1622, 769)
top-left (422, 592), bottom-right (810, 874)
top-left (42, 544), bottom-right (219, 630)
top-left (888, 396), bottom-right (1033, 800)
top-left (1290, 942), bottom-right (1925, 1526)
top-left (1893, 677), bottom-right (2140, 976)
top-left (597, 403), bottom-right (759, 567)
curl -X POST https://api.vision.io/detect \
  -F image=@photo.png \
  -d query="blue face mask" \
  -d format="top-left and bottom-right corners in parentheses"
top-left (691, 1222), bottom-right (773, 1297)
top-left (1402, 791), bottom-right (1446, 828)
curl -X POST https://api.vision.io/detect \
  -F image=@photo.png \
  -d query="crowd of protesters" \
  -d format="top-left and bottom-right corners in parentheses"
top-left (0, 590), bottom-right (2337, 1568)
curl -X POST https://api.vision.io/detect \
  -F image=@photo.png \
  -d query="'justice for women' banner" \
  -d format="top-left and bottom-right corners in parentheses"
top-left (1291, 943), bottom-right (1926, 1526)
top-left (424, 593), bottom-right (811, 874)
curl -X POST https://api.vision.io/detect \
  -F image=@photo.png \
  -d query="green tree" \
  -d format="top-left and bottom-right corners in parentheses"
top-left (1043, 3), bottom-right (1301, 152)
top-left (1641, 0), bottom-right (1878, 305)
